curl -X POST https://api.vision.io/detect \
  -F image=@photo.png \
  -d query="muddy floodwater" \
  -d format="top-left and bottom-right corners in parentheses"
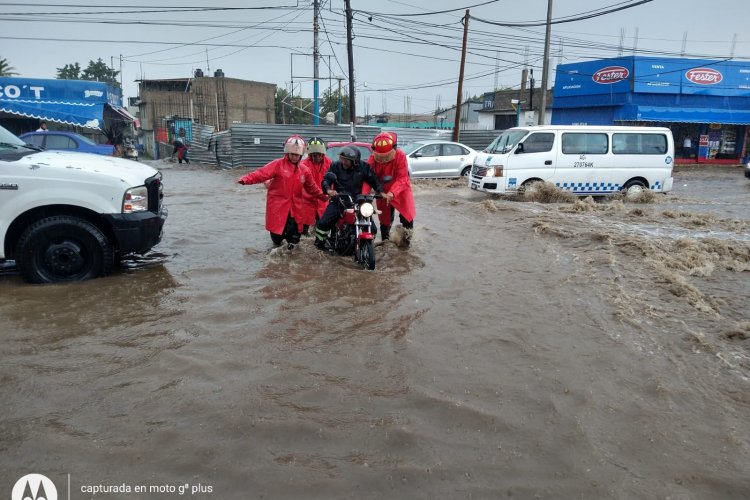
top-left (2, 163), bottom-right (749, 499)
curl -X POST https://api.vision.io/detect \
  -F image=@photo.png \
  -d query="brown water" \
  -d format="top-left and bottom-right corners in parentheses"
top-left (2, 163), bottom-right (749, 499)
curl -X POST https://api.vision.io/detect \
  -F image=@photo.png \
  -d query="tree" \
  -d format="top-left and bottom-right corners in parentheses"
top-left (56, 62), bottom-right (81, 80)
top-left (274, 87), bottom-right (313, 125)
top-left (0, 57), bottom-right (18, 76)
top-left (82, 58), bottom-right (119, 86)
top-left (320, 86), bottom-right (350, 124)
top-left (56, 58), bottom-right (119, 86)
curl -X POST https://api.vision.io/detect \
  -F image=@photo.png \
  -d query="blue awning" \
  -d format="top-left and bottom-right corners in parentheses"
top-left (615, 104), bottom-right (750, 125)
top-left (0, 99), bottom-right (105, 129)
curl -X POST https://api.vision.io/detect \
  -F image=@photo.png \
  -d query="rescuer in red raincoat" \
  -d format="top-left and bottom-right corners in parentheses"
top-left (368, 131), bottom-right (416, 245)
top-left (298, 136), bottom-right (332, 233)
top-left (237, 135), bottom-right (327, 248)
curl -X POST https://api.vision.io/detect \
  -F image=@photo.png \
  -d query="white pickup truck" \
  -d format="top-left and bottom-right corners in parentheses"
top-left (0, 125), bottom-right (167, 283)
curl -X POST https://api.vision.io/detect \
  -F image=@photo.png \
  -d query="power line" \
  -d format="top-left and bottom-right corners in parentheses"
top-left (470, 0), bottom-right (654, 28)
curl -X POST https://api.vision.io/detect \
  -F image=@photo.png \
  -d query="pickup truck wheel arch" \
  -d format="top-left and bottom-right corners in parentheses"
top-left (15, 215), bottom-right (114, 284)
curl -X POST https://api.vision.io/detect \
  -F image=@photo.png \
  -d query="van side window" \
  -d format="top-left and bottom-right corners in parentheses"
top-left (520, 133), bottom-right (554, 153)
top-left (612, 133), bottom-right (668, 154)
top-left (562, 133), bottom-right (608, 155)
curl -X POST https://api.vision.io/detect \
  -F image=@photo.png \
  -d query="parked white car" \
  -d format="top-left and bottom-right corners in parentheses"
top-left (401, 140), bottom-right (477, 178)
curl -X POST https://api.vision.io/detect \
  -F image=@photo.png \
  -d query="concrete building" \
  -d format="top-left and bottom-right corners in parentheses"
top-left (477, 87), bottom-right (553, 130)
top-left (135, 70), bottom-right (276, 157)
top-left (437, 100), bottom-right (485, 130)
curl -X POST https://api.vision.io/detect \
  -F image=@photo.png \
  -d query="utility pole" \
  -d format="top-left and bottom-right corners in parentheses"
top-left (345, 0), bottom-right (356, 140)
top-left (313, 0), bottom-right (320, 125)
top-left (538, 0), bottom-right (553, 125)
top-left (453, 10), bottom-right (469, 142)
top-left (119, 54), bottom-right (123, 93)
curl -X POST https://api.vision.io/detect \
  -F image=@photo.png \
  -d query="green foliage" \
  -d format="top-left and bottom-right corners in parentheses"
top-left (319, 86), bottom-right (350, 123)
top-left (274, 87), bottom-right (313, 125)
top-left (56, 58), bottom-right (119, 87)
top-left (56, 62), bottom-right (81, 80)
top-left (0, 57), bottom-right (18, 76)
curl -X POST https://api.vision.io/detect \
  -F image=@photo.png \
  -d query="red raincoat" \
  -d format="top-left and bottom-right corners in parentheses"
top-left (299, 155), bottom-right (332, 222)
top-left (238, 156), bottom-right (326, 235)
top-left (368, 149), bottom-right (416, 225)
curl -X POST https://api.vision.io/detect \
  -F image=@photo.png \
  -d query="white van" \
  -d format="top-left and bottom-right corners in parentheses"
top-left (0, 125), bottom-right (166, 284)
top-left (469, 125), bottom-right (674, 195)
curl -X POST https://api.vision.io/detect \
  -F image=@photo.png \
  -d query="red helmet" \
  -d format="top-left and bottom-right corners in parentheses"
top-left (372, 132), bottom-right (396, 154)
top-left (284, 135), bottom-right (306, 156)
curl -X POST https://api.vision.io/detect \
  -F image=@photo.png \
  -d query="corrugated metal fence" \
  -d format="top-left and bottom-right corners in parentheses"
top-left (167, 124), bottom-right (499, 169)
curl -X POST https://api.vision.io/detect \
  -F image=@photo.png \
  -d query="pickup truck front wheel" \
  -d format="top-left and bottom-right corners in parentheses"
top-left (15, 216), bottom-right (114, 284)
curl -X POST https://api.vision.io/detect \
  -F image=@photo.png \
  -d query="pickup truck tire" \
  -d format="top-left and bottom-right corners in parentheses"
top-left (15, 216), bottom-right (114, 284)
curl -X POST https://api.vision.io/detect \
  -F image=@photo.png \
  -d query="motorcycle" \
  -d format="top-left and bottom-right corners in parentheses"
top-left (123, 138), bottom-right (138, 161)
top-left (325, 191), bottom-right (383, 270)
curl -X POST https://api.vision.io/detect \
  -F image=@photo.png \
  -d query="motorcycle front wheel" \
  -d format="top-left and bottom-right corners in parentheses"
top-left (357, 240), bottom-right (376, 270)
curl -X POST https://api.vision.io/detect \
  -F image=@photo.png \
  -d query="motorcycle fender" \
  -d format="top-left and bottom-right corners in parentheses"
top-left (358, 232), bottom-right (375, 240)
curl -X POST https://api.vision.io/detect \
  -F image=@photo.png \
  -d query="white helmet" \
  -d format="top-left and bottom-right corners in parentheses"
top-left (284, 135), bottom-right (306, 155)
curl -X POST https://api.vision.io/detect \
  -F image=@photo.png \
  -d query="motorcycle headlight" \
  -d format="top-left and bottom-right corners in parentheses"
top-left (360, 202), bottom-right (374, 218)
top-left (123, 186), bottom-right (148, 213)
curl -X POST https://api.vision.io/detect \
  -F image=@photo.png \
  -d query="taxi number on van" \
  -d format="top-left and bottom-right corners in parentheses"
top-left (573, 161), bottom-right (594, 168)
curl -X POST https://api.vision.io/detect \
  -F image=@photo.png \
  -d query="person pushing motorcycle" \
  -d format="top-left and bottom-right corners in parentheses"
top-left (368, 131), bottom-right (416, 245)
top-left (314, 146), bottom-right (384, 250)
top-left (298, 136), bottom-right (332, 234)
top-left (237, 135), bottom-right (327, 248)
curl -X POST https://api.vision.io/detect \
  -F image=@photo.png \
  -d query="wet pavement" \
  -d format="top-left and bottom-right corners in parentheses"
top-left (2, 163), bottom-right (749, 499)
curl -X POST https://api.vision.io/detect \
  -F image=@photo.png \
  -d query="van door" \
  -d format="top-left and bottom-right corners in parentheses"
top-left (556, 132), bottom-right (612, 194)
top-left (508, 132), bottom-right (556, 188)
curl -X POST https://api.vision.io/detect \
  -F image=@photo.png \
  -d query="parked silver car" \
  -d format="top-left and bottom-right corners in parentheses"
top-left (401, 140), bottom-right (477, 178)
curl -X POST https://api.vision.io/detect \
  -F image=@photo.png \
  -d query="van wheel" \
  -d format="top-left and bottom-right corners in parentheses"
top-left (460, 166), bottom-right (471, 177)
top-left (518, 178), bottom-right (543, 194)
top-left (623, 179), bottom-right (648, 195)
top-left (15, 216), bottom-right (113, 284)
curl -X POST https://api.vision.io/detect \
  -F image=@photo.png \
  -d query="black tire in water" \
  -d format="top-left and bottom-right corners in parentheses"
top-left (359, 240), bottom-right (376, 270)
top-left (15, 216), bottom-right (113, 284)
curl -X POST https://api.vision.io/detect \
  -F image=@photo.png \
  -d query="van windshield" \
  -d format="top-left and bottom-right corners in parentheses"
top-left (484, 129), bottom-right (528, 154)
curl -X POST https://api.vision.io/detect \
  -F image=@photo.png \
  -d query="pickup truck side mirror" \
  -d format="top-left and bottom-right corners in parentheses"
top-left (515, 143), bottom-right (524, 154)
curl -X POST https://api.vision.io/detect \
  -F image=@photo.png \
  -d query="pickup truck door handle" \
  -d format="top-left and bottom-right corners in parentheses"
top-left (545, 160), bottom-right (552, 165)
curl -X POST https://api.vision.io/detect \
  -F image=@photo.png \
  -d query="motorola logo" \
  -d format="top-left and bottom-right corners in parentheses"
top-left (12, 474), bottom-right (58, 500)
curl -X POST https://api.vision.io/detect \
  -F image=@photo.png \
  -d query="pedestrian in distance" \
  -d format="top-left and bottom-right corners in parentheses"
top-left (368, 131), bottom-right (416, 246)
top-left (36, 120), bottom-right (48, 132)
top-left (237, 135), bottom-right (327, 249)
top-left (172, 127), bottom-right (190, 164)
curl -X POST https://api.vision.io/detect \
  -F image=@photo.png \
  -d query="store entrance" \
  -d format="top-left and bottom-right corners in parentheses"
top-left (670, 123), bottom-right (701, 160)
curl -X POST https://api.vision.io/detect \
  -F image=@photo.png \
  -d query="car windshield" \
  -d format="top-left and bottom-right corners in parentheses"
top-left (484, 130), bottom-right (528, 153)
top-left (327, 145), bottom-right (371, 162)
top-left (0, 125), bottom-right (29, 150)
top-left (400, 142), bottom-right (425, 155)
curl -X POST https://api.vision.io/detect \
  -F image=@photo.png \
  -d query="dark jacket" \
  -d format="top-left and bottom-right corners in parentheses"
top-left (322, 160), bottom-right (384, 196)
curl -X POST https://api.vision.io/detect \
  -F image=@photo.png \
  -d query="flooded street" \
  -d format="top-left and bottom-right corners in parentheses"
top-left (2, 163), bottom-right (749, 499)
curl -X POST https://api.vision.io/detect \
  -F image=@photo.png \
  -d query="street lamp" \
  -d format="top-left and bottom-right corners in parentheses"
top-left (511, 99), bottom-right (526, 127)
top-left (334, 75), bottom-right (346, 124)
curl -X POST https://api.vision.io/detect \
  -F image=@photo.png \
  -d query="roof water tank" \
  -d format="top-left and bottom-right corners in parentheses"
top-left (214, 69), bottom-right (225, 78)
top-left (194, 69), bottom-right (204, 78)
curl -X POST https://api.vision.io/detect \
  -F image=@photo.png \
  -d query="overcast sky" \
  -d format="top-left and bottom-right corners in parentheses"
top-left (1, 0), bottom-right (748, 117)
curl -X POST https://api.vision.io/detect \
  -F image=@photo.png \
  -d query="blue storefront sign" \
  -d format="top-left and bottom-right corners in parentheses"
top-left (553, 56), bottom-right (750, 125)
top-left (0, 77), bottom-right (125, 129)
